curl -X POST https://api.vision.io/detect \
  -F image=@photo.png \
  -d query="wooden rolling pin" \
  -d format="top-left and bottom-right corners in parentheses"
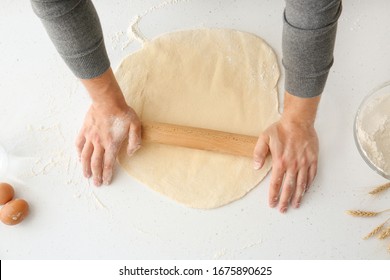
top-left (142, 121), bottom-right (258, 157)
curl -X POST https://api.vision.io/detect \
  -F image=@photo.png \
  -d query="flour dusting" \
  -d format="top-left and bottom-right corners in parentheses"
top-left (122, 15), bottom-right (147, 49)
top-left (143, 0), bottom-right (191, 17)
top-left (111, 31), bottom-right (124, 50)
top-left (111, 117), bottom-right (126, 140)
top-left (122, 0), bottom-right (191, 49)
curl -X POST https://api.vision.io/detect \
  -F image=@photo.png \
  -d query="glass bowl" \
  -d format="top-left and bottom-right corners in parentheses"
top-left (354, 81), bottom-right (390, 179)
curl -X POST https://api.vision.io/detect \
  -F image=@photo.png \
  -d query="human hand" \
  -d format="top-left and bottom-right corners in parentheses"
top-left (253, 120), bottom-right (318, 212)
top-left (76, 68), bottom-right (141, 186)
top-left (253, 92), bottom-right (321, 213)
top-left (76, 103), bottom-right (141, 186)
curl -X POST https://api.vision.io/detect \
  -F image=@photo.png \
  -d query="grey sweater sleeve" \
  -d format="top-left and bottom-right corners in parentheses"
top-left (31, 0), bottom-right (341, 91)
top-left (31, 0), bottom-right (110, 79)
top-left (283, 0), bottom-right (342, 98)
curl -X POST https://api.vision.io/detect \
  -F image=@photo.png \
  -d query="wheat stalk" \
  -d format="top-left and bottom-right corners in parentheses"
top-left (378, 227), bottom-right (390, 240)
top-left (369, 182), bottom-right (390, 195)
top-left (363, 222), bottom-right (387, 239)
top-left (346, 210), bottom-right (380, 217)
top-left (346, 208), bottom-right (390, 217)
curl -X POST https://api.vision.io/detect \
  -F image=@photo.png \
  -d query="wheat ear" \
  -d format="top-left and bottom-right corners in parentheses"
top-left (346, 208), bottom-right (390, 217)
top-left (369, 182), bottom-right (390, 195)
top-left (363, 218), bottom-right (390, 239)
top-left (378, 227), bottom-right (390, 240)
top-left (363, 222), bottom-right (387, 239)
top-left (346, 210), bottom-right (380, 217)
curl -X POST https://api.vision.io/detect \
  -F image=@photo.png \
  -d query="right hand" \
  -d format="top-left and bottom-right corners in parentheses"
top-left (253, 92), bottom-right (321, 213)
top-left (253, 118), bottom-right (318, 212)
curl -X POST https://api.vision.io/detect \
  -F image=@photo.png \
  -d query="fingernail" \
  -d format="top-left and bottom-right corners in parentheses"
top-left (128, 144), bottom-right (141, 156)
top-left (93, 174), bottom-right (102, 186)
top-left (103, 170), bottom-right (113, 185)
top-left (280, 207), bottom-right (287, 213)
top-left (253, 161), bottom-right (261, 170)
top-left (94, 179), bottom-right (102, 187)
top-left (270, 197), bottom-right (278, 207)
top-left (294, 202), bottom-right (300, 209)
top-left (103, 177), bottom-right (111, 185)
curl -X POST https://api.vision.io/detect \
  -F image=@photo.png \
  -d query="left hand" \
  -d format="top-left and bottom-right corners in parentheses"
top-left (76, 103), bottom-right (141, 186)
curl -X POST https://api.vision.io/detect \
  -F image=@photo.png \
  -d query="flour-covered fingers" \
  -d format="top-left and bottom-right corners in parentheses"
top-left (127, 121), bottom-right (142, 156)
top-left (91, 146), bottom-right (104, 186)
top-left (269, 162), bottom-right (285, 208)
top-left (291, 169), bottom-right (308, 208)
top-left (102, 147), bottom-right (116, 185)
top-left (81, 142), bottom-right (94, 178)
top-left (253, 134), bottom-right (270, 170)
top-left (278, 172), bottom-right (297, 213)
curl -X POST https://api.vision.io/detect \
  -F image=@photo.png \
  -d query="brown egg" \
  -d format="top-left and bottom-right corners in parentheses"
top-left (0, 199), bottom-right (29, 225)
top-left (0, 182), bottom-right (14, 205)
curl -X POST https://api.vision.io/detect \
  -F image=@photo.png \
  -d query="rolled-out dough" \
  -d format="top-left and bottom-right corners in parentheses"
top-left (116, 29), bottom-right (280, 209)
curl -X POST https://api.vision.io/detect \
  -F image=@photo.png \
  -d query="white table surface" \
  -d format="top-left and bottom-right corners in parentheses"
top-left (1, 0), bottom-right (390, 260)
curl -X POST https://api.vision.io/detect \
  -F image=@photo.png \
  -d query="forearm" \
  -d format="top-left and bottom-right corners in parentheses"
top-left (81, 68), bottom-right (127, 110)
top-left (282, 0), bottom-right (342, 98)
top-left (282, 91), bottom-right (321, 126)
top-left (31, 0), bottom-right (110, 79)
